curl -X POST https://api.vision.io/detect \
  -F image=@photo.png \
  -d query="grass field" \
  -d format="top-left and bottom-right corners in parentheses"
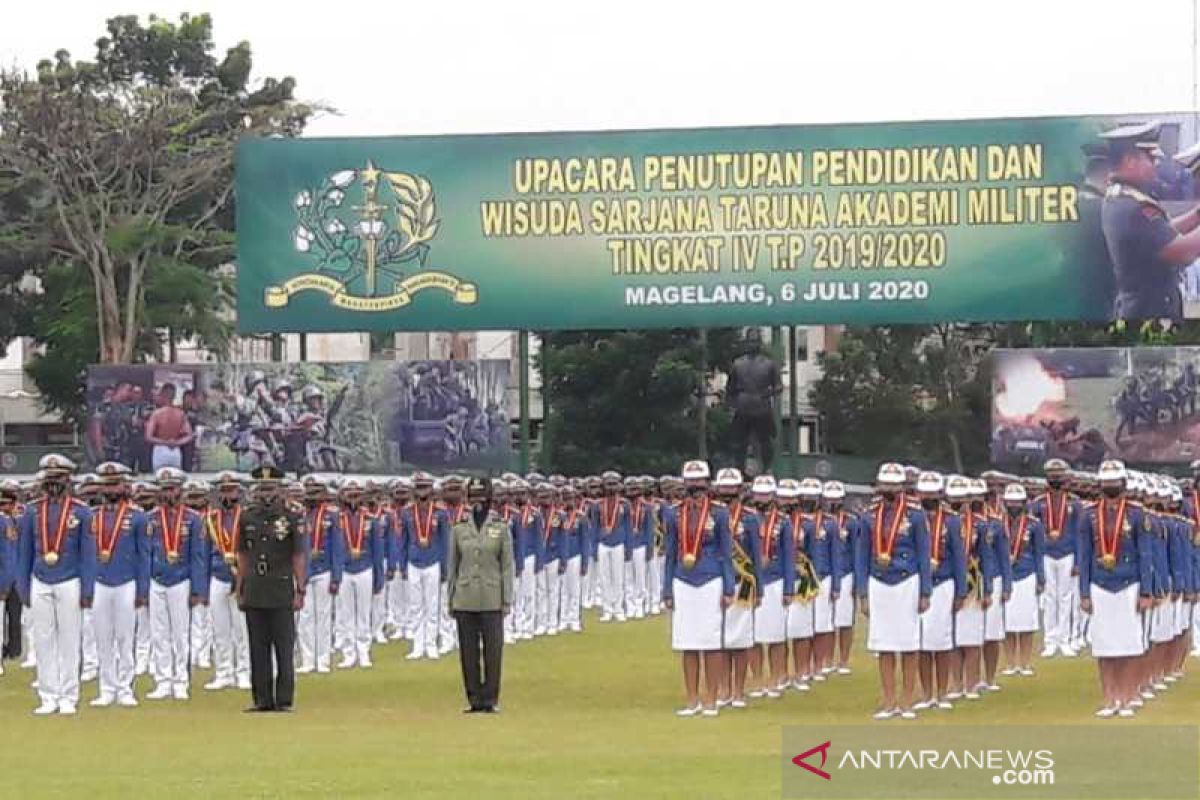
top-left (1, 612), bottom-right (1198, 799)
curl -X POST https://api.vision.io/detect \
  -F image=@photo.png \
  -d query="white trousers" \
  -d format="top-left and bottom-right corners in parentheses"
top-left (210, 578), bottom-right (249, 683)
top-left (560, 556), bottom-right (582, 629)
top-left (31, 576), bottom-right (81, 707)
top-left (81, 608), bottom-right (97, 674)
top-left (408, 564), bottom-right (441, 655)
top-left (134, 605), bottom-right (151, 670)
top-left (582, 554), bottom-right (598, 608)
top-left (371, 583), bottom-right (387, 640)
top-left (337, 570), bottom-right (373, 662)
top-left (385, 572), bottom-right (406, 635)
top-left (190, 600), bottom-right (212, 666)
top-left (648, 553), bottom-right (664, 612)
top-left (538, 561), bottom-right (561, 632)
top-left (625, 546), bottom-right (648, 617)
top-left (1042, 554), bottom-right (1076, 647)
top-left (22, 605), bottom-right (36, 666)
top-left (439, 583), bottom-right (457, 650)
top-left (516, 557), bottom-right (537, 636)
top-left (598, 544), bottom-right (625, 618)
top-left (298, 572), bottom-right (334, 670)
top-left (93, 581), bottom-right (136, 700)
top-left (150, 580), bottom-right (192, 690)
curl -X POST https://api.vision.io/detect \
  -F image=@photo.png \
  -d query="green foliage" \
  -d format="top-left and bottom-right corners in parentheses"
top-left (540, 329), bottom-right (740, 475)
top-left (0, 12), bottom-right (315, 424)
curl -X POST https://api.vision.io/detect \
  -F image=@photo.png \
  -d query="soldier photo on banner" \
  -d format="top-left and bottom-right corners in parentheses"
top-left (85, 361), bottom-right (512, 476)
top-left (991, 346), bottom-right (1200, 468)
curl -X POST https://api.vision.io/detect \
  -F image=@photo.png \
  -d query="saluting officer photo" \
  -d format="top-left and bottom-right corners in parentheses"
top-left (237, 465), bottom-right (307, 713)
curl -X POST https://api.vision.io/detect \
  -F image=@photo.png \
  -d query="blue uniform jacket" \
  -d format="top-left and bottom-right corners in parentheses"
top-left (18, 498), bottom-right (96, 604)
top-left (744, 508), bottom-right (795, 596)
top-left (304, 502), bottom-right (344, 584)
top-left (556, 507), bottom-right (590, 567)
top-left (145, 505), bottom-right (206, 599)
top-left (795, 511), bottom-right (842, 585)
top-left (830, 510), bottom-right (858, 583)
top-left (510, 504), bottom-right (543, 574)
top-left (853, 499), bottom-right (931, 598)
top-left (1029, 491), bottom-right (1081, 561)
top-left (1002, 512), bottom-right (1045, 586)
top-left (926, 508), bottom-right (968, 599)
top-left (399, 502), bottom-right (450, 576)
top-left (957, 509), bottom-right (998, 599)
top-left (590, 496), bottom-right (629, 551)
top-left (1078, 500), bottom-right (1155, 599)
top-left (662, 499), bottom-right (734, 599)
top-left (1167, 515), bottom-right (1191, 596)
top-left (0, 514), bottom-right (16, 595)
top-left (728, 505), bottom-right (761, 602)
top-left (93, 503), bottom-right (150, 599)
top-left (339, 507), bottom-right (385, 593)
top-left (627, 499), bottom-right (653, 551)
top-left (205, 506), bottom-right (244, 585)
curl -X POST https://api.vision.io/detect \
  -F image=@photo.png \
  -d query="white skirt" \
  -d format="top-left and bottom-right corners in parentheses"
top-left (1091, 583), bottom-right (1145, 658)
top-left (723, 602), bottom-right (754, 650)
top-left (984, 576), bottom-right (1006, 642)
top-left (1004, 575), bottom-right (1039, 633)
top-left (671, 578), bottom-right (724, 651)
top-left (754, 580), bottom-right (787, 644)
top-left (786, 596), bottom-right (814, 640)
top-left (1150, 600), bottom-right (1175, 644)
top-left (813, 576), bottom-right (836, 634)
top-left (867, 575), bottom-right (919, 653)
top-left (1178, 599), bottom-right (1190, 633)
top-left (835, 573), bottom-right (855, 628)
top-left (920, 580), bottom-right (955, 652)
top-left (955, 597), bottom-right (985, 648)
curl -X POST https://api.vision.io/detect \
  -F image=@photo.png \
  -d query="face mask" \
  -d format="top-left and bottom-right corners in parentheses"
top-left (799, 499), bottom-right (817, 512)
top-left (970, 500), bottom-right (984, 512)
top-left (1047, 478), bottom-right (1065, 490)
top-left (1102, 486), bottom-right (1123, 499)
top-left (44, 480), bottom-right (66, 497)
top-left (103, 490), bottom-right (124, 504)
top-left (878, 487), bottom-right (897, 499)
top-left (921, 498), bottom-right (939, 510)
top-left (686, 485), bottom-right (707, 498)
top-left (220, 495), bottom-right (238, 508)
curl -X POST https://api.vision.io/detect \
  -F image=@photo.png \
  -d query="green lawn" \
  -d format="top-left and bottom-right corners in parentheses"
top-left (1, 613), bottom-right (1197, 799)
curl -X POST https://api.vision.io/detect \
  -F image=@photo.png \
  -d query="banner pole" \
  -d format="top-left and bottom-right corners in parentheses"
top-left (770, 326), bottom-right (784, 475)
top-left (519, 330), bottom-right (531, 473)
top-left (540, 331), bottom-right (550, 473)
top-left (788, 326), bottom-right (799, 479)
top-left (698, 328), bottom-right (708, 459)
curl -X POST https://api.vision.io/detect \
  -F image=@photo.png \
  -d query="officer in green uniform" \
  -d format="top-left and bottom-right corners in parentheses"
top-left (447, 476), bottom-right (514, 713)
top-left (237, 465), bottom-right (306, 713)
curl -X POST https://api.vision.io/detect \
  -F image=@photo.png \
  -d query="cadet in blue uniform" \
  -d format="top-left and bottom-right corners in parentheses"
top-left (400, 471), bottom-right (449, 660)
top-left (1100, 121), bottom-right (1200, 321)
top-left (1000, 484), bottom-right (1045, 677)
top-left (205, 471), bottom-right (250, 691)
top-left (948, 478), bottom-right (996, 701)
top-left (823, 481), bottom-right (857, 676)
top-left (508, 479), bottom-right (542, 640)
top-left (533, 483), bottom-right (562, 635)
top-left (335, 477), bottom-right (384, 669)
top-left (0, 482), bottom-right (13, 678)
top-left (144, 467), bottom-right (206, 701)
top-left (88, 462), bottom-right (148, 708)
top-left (1031, 459), bottom-right (1082, 658)
top-left (797, 478), bottom-right (841, 682)
top-left (980, 475), bottom-right (1013, 693)
top-left (625, 477), bottom-right (653, 620)
top-left (713, 468), bottom-right (756, 709)
top-left (1079, 460), bottom-right (1155, 718)
top-left (746, 476), bottom-right (794, 698)
top-left (855, 462), bottom-right (931, 720)
top-left (915, 473), bottom-right (967, 712)
top-left (18, 455), bottom-right (94, 715)
top-left (664, 460), bottom-right (733, 718)
top-left (1167, 483), bottom-right (1194, 678)
top-left (556, 485), bottom-right (589, 633)
top-left (592, 471), bottom-right (629, 623)
top-left (297, 475), bottom-right (342, 674)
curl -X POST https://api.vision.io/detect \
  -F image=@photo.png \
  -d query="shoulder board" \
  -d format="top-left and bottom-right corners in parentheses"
top-left (711, 499), bottom-right (727, 508)
top-left (1081, 499), bottom-right (1097, 509)
top-left (69, 498), bottom-right (88, 509)
top-left (904, 497), bottom-right (921, 508)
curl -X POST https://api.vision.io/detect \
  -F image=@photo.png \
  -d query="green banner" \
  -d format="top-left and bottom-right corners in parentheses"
top-left (236, 113), bottom-right (1196, 332)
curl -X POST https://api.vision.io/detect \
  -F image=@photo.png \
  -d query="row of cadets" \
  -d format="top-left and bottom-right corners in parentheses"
top-left (591, 471), bottom-right (629, 622)
top-left (664, 460), bottom-right (733, 717)
top-left (204, 471), bottom-right (250, 691)
top-left (396, 471), bottom-right (450, 661)
top-left (297, 475), bottom-right (342, 674)
top-left (1029, 459), bottom-right (1083, 658)
top-left (143, 467), bottom-right (207, 701)
top-left (913, 472), bottom-right (967, 711)
top-left (335, 477), bottom-right (385, 669)
top-left (855, 462), bottom-right (931, 720)
top-left (1079, 459), bottom-right (1154, 717)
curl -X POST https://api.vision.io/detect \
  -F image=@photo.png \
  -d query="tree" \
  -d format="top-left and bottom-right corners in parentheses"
top-left (539, 329), bottom-right (741, 475)
top-left (0, 13), bottom-right (315, 422)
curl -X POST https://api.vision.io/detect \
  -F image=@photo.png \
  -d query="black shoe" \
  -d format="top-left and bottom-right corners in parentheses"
top-left (463, 706), bottom-right (483, 714)
top-left (275, 705), bottom-right (294, 713)
top-left (482, 705), bottom-right (500, 714)
top-left (243, 706), bottom-right (274, 713)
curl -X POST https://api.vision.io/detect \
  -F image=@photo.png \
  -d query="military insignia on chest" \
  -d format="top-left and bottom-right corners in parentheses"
top-left (273, 518), bottom-right (288, 540)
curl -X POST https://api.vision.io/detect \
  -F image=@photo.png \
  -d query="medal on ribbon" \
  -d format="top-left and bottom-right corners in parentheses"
top-left (96, 501), bottom-right (129, 565)
top-left (159, 506), bottom-right (186, 565)
top-left (929, 506), bottom-right (945, 570)
top-left (413, 501), bottom-right (436, 548)
top-left (679, 497), bottom-right (709, 569)
top-left (311, 503), bottom-right (328, 556)
top-left (1006, 513), bottom-right (1028, 564)
top-left (759, 508), bottom-right (779, 562)
top-left (601, 496), bottom-right (620, 533)
top-left (874, 498), bottom-right (906, 568)
top-left (1045, 491), bottom-right (1066, 540)
top-left (343, 508), bottom-right (368, 559)
top-left (1097, 498), bottom-right (1126, 570)
top-left (212, 506), bottom-right (241, 567)
top-left (40, 499), bottom-right (72, 566)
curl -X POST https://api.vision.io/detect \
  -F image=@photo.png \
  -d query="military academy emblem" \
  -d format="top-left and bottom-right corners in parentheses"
top-left (265, 161), bottom-right (477, 312)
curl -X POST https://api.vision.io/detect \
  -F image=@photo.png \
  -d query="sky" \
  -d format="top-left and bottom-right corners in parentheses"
top-left (1, 0), bottom-right (1197, 137)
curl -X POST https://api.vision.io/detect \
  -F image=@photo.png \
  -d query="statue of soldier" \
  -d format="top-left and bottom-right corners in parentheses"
top-left (726, 328), bottom-right (782, 475)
